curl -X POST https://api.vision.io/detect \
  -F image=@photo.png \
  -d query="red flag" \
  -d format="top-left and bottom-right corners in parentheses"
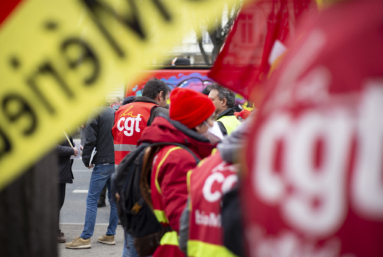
top-left (0, 0), bottom-right (23, 27)
top-left (242, 0), bottom-right (383, 256)
top-left (209, 0), bottom-right (317, 101)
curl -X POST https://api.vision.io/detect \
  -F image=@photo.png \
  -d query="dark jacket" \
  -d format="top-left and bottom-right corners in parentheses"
top-left (57, 136), bottom-right (75, 184)
top-left (134, 96), bottom-right (169, 126)
top-left (218, 118), bottom-right (252, 257)
top-left (82, 105), bottom-right (115, 166)
top-left (216, 107), bottom-right (236, 136)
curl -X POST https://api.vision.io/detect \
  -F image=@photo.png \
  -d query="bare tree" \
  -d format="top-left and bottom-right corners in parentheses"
top-left (197, 2), bottom-right (243, 65)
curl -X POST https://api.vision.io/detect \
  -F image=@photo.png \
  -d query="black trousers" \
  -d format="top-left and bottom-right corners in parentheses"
top-left (58, 183), bottom-right (66, 233)
top-left (58, 183), bottom-right (66, 211)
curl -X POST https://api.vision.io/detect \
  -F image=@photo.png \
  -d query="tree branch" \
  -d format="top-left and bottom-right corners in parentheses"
top-left (198, 37), bottom-right (211, 65)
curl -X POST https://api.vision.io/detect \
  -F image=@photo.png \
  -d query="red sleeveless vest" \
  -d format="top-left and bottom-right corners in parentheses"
top-left (188, 152), bottom-right (238, 257)
top-left (112, 102), bottom-right (157, 164)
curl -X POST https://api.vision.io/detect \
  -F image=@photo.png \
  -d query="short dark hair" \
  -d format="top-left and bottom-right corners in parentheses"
top-left (208, 84), bottom-right (235, 108)
top-left (142, 78), bottom-right (170, 100)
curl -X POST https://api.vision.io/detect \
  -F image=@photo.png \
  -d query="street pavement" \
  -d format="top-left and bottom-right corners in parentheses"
top-left (59, 157), bottom-right (125, 257)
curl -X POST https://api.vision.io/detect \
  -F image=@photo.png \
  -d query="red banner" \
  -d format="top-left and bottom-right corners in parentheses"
top-left (209, 0), bottom-right (317, 101)
top-left (0, 0), bottom-right (22, 26)
top-left (242, 0), bottom-right (383, 256)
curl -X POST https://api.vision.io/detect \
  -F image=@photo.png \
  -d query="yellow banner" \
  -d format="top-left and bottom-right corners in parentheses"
top-left (0, 0), bottom-right (240, 190)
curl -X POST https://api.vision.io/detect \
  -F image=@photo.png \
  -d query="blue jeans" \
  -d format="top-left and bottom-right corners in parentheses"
top-left (122, 232), bottom-right (139, 257)
top-left (81, 164), bottom-right (118, 239)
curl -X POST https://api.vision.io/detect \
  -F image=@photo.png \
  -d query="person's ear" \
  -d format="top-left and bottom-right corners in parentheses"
top-left (159, 91), bottom-right (164, 100)
top-left (222, 98), bottom-right (227, 107)
top-left (155, 91), bottom-right (162, 101)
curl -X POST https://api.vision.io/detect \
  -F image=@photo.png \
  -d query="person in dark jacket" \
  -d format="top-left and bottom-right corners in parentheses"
top-left (98, 96), bottom-right (137, 208)
top-left (65, 103), bottom-right (118, 249)
top-left (57, 134), bottom-right (78, 243)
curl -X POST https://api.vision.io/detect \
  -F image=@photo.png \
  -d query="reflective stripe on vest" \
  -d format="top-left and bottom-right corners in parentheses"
top-left (154, 209), bottom-right (169, 224)
top-left (111, 102), bottom-right (157, 164)
top-left (217, 115), bottom-right (240, 135)
top-left (188, 240), bottom-right (237, 257)
top-left (113, 144), bottom-right (137, 152)
top-left (154, 146), bottom-right (182, 195)
top-left (160, 231), bottom-right (179, 246)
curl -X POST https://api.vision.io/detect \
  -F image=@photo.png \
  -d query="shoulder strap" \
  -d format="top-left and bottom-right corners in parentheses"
top-left (140, 142), bottom-right (200, 212)
top-left (147, 104), bottom-right (160, 126)
top-left (148, 142), bottom-right (200, 164)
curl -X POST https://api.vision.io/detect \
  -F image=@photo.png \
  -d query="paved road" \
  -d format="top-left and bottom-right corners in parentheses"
top-left (59, 157), bottom-right (125, 257)
top-left (59, 224), bottom-right (124, 257)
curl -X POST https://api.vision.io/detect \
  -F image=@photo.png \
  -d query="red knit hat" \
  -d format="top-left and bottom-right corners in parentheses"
top-left (169, 88), bottom-right (215, 129)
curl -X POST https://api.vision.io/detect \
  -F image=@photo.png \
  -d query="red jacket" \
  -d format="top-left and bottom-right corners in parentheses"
top-left (140, 116), bottom-right (213, 257)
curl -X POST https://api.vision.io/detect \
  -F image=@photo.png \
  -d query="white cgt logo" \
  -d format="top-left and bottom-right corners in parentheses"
top-left (117, 114), bottom-right (142, 136)
top-left (202, 162), bottom-right (238, 202)
top-left (253, 83), bottom-right (383, 237)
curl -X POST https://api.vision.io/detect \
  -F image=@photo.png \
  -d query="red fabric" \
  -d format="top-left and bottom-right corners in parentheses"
top-left (153, 244), bottom-right (184, 257)
top-left (142, 117), bottom-right (213, 233)
top-left (0, 0), bottom-right (22, 26)
top-left (169, 88), bottom-right (215, 129)
top-left (151, 145), bottom-right (197, 232)
top-left (234, 110), bottom-right (251, 120)
top-left (241, 0), bottom-right (383, 256)
top-left (111, 102), bottom-right (156, 164)
top-left (141, 116), bottom-right (213, 159)
top-left (209, 0), bottom-right (317, 99)
top-left (189, 152), bottom-right (238, 246)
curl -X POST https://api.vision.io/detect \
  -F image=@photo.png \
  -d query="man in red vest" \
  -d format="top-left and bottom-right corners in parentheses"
top-left (112, 78), bottom-right (170, 165)
top-left (178, 116), bottom-right (251, 257)
top-left (111, 78), bottom-right (169, 257)
top-left (187, 151), bottom-right (238, 257)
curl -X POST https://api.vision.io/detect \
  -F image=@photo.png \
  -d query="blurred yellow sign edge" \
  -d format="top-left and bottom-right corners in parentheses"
top-left (0, 0), bottom-right (242, 191)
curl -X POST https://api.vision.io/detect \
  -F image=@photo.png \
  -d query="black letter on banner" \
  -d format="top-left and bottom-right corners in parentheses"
top-left (27, 62), bottom-right (74, 115)
top-left (81, 0), bottom-right (171, 58)
top-left (0, 126), bottom-right (11, 161)
top-left (2, 94), bottom-right (37, 136)
top-left (61, 38), bottom-right (100, 85)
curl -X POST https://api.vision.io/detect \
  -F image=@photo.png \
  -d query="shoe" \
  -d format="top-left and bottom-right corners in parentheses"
top-left (58, 235), bottom-right (66, 243)
top-left (97, 234), bottom-right (115, 245)
top-left (97, 199), bottom-right (106, 208)
top-left (65, 237), bottom-right (91, 249)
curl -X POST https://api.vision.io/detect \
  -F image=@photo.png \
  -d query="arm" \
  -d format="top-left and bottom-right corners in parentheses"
top-left (57, 145), bottom-right (74, 157)
top-left (222, 185), bottom-right (245, 257)
top-left (82, 115), bottom-right (99, 167)
top-left (178, 198), bottom-right (190, 254)
top-left (158, 149), bottom-right (197, 232)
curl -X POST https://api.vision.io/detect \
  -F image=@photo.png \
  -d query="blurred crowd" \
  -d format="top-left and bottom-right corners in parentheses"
top-left (56, 0), bottom-right (383, 256)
